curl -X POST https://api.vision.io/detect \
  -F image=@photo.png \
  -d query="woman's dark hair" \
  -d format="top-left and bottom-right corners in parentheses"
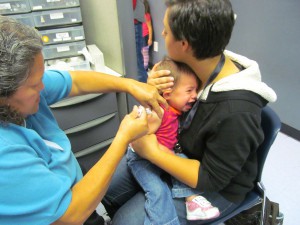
top-left (165, 0), bottom-right (235, 59)
top-left (0, 16), bottom-right (43, 125)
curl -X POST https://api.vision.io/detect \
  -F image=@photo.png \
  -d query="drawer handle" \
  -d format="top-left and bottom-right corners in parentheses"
top-left (50, 93), bottom-right (103, 108)
top-left (64, 113), bottom-right (116, 134)
top-left (74, 138), bottom-right (114, 158)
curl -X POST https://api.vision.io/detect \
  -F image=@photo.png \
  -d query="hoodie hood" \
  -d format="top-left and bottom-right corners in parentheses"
top-left (199, 50), bottom-right (277, 103)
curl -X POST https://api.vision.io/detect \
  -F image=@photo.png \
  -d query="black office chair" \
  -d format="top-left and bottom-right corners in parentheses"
top-left (207, 106), bottom-right (281, 225)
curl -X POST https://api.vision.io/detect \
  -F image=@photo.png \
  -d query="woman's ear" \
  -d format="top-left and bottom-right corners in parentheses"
top-left (181, 39), bottom-right (189, 51)
top-left (182, 39), bottom-right (193, 54)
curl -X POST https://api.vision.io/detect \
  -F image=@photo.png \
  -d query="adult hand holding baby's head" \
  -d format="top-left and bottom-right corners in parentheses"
top-left (147, 62), bottom-right (174, 94)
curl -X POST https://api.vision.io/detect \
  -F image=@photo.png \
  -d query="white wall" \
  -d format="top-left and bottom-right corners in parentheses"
top-left (228, 0), bottom-right (300, 131)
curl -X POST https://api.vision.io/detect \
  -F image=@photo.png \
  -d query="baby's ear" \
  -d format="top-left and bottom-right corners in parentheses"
top-left (162, 90), bottom-right (172, 100)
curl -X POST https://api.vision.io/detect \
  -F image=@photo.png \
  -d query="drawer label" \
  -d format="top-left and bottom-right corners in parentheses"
top-left (75, 36), bottom-right (84, 40)
top-left (50, 13), bottom-right (64, 20)
top-left (33, 6), bottom-right (43, 10)
top-left (55, 32), bottom-right (72, 42)
top-left (53, 38), bottom-right (62, 42)
top-left (57, 46), bottom-right (70, 52)
top-left (0, 3), bottom-right (11, 10)
top-left (56, 32), bottom-right (70, 39)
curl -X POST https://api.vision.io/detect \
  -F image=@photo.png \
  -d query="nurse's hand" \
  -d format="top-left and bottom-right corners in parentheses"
top-left (147, 62), bottom-right (174, 93)
top-left (129, 80), bottom-right (167, 119)
top-left (116, 106), bottom-right (149, 145)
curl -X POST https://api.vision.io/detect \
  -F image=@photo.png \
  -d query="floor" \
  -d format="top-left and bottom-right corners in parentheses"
top-left (97, 132), bottom-right (300, 225)
top-left (261, 132), bottom-right (300, 225)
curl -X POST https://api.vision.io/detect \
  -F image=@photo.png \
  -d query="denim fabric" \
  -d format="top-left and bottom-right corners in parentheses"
top-left (127, 148), bottom-right (180, 225)
top-left (171, 153), bottom-right (200, 198)
top-left (101, 155), bottom-right (140, 218)
top-left (135, 22), bottom-right (148, 83)
top-left (102, 155), bottom-right (241, 225)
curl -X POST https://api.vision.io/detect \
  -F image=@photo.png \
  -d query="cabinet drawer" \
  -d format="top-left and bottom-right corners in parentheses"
top-left (29, 0), bottom-right (80, 11)
top-left (42, 40), bottom-right (86, 60)
top-left (32, 7), bottom-right (82, 28)
top-left (75, 138), bottom-right (113, 172)
top-left (51, 93), bottom-right (118, 130)
top-left (9, 13), bottom-right (34, 27)
top-left (0, 0), bottom-right (31, 15)
top-left (40, 25), bottom-right (85, 45)
top-left (67, 112), bottom-right (119, 153)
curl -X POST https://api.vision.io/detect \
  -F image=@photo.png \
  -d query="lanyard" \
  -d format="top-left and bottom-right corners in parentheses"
top-left (180, 53), bottom-right (225, 131)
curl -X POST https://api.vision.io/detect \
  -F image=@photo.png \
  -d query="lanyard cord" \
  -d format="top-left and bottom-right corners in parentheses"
top-left (180, 53), bottom-right (226, 131)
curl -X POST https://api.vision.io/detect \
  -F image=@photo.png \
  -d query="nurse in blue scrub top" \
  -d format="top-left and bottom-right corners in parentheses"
top-left (0, 16), bottom-right (166, 225)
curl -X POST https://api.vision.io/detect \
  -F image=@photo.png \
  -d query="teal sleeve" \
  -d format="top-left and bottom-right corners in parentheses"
top-left (42, 70), bottom-right (72, 105)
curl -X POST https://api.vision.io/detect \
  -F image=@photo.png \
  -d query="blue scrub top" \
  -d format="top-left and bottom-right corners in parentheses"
top-left (0, 70), bottom-right (83, 225)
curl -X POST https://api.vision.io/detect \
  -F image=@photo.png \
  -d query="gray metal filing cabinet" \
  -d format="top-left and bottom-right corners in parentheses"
top-left (0, 0), bottom-right (31, 14)
top-left (0, 0), bottom-right (87, 62)
top-left (0, 0), bottom-right (34, 26)
top-left (29, 0), bottom-right (85, 60)
top-left (34, 0), bottom-right (120, 171)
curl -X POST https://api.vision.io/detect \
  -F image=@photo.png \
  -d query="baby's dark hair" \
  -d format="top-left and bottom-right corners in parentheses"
top-left (155, 56), bottom-right (201, 91)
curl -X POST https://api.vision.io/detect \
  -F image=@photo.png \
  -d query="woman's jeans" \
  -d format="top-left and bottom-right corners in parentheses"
top-left (102, 154), bottom-right (241, 225)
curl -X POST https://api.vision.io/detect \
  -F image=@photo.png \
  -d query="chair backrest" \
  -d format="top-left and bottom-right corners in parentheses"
top-left (206, 106), bottom-right (281, 225)
top-left (256, 106), bottom-right (281, 182)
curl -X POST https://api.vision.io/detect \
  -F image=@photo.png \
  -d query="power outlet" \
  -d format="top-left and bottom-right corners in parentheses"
top-left (153, 41), bottom-right (158, 52)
